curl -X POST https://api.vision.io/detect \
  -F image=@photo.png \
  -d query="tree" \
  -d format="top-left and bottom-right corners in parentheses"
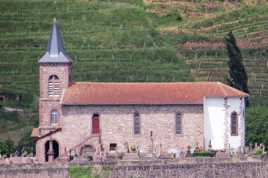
top-left (0, 139), bottom-right (15, 157)
top-left (16, 130), bottom-right (35, 156)
top-left (225, 31), bottom-right (250, 106)
top-left (246, 106), bottom-right (268, 148)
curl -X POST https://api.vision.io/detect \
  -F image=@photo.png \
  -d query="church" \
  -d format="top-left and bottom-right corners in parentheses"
top-left (31, 20), bottom-right (248, 162)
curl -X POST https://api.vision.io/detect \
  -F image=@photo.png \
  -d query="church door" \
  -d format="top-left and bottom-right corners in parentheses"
top-left (45, 140), bottom-right (59, 162)
top-left (92, 114), bottom-right (100, 134)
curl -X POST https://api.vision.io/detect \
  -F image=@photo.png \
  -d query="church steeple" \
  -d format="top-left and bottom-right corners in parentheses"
top-left (39, 18), bottom-right (72, 64)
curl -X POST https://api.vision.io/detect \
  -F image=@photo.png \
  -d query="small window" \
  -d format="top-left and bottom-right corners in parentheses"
top-left (92, 113), bottom-right (100, 134)
top-left (133, 112), bottom-right (141, 135)
top-left (48, 75), bottom-right (61, 97)
top-left (51, 110), bottom-right (59, 124)
top-left (150, 131), bottom-right (153, 137)
top-left (175, 112), bottom-right (182, 134)
top-left (231, 111), bottom-right (238, 136)
top-left (109, 143), bottom-right (117, 151)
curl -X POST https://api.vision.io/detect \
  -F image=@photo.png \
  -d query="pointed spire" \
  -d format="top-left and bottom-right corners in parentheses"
top-left (39, 18), bottom-right (71, 64)
top-left (46, 18), bottom-right (65, 56)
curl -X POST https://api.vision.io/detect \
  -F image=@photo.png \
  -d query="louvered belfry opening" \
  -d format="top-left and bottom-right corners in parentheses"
top-left (48, 75), bottom-right (61, 97)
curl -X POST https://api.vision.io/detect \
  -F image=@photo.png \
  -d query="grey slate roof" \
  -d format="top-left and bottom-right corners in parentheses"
top-left (39, 19), bottom-right (72, 64)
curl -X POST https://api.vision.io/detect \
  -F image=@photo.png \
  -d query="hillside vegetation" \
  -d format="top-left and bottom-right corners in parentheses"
top-left (0, 0), bottom-right (267, 146)
top-left (145, 0), bottom-right (268, 104)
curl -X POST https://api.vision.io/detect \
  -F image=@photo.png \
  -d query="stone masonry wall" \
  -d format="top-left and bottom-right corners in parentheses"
top-left (1, 160), bottom-right (268, 178)
top-left (0, 164), bottom-right (69, 178)
top-left (62, 105), bottom-right (203, 155)
top-left (36, 64), bottom-right (71, 161)
top-left (36, 105), bottom-right (203, 162)
top-left (104, 161), bottom-right (268, 178)
top-left (39, 64), bottom-right (70, 98)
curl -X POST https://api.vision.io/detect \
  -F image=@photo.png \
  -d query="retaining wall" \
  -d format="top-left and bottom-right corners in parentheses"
top-left (0, 164), bottom-right (69, 178)
top-left (104, 161), bottom-right (268, 178)
top-left (0, 159), bottom-right (268, 178)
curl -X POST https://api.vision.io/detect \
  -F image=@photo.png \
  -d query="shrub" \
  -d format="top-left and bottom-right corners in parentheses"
top-left (255, 148), bottom-right (264, 156)
top-left (16, 130), bottom-right (36, 156)
top-left (246, 106), bottom-right (268, 148)
top-left (0, 139), bottom-right (15, 157)
top-left (192, 151), bottom-right (216, 157)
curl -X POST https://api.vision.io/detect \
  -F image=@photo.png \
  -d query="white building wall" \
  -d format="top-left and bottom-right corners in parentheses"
top-left (227, 97), bottom-right (245, 150)
top-left (204, 97), bottom-right (245, 151)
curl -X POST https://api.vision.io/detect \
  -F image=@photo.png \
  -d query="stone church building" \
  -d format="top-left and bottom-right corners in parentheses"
top-left (32, 20), bottom-right (248, 162)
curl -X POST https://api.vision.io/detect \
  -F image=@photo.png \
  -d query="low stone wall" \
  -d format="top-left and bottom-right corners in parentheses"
top-left (0, 159), bottom-right (268, 178)
top-left (0, 164), bottom-right (69, 178)
top-left (103, 161), bottom-right (268, 178)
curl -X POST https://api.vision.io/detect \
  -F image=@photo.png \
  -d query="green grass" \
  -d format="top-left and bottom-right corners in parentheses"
top-left (69, 166), bottom-right (93, 178)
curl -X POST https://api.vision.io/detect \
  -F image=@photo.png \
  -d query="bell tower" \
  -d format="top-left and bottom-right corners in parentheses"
top-left (38, 18), bottom-right (72, 127)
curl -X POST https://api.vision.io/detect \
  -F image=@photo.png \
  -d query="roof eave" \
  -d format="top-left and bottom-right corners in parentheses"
top-left (38, 52), bottom-right (72, 64)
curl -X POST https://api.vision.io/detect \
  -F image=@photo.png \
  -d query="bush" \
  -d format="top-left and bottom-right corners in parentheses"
top-left (192, 151), bottom-right (216, 157)
top-left (255, 148), bottom-right (264, 156)
top-left (0, 139), bottom-right (15, 157)
top-left (246, 106), bottom-right (268, 148)
top-left (16, 130), bottom-right (35, 156)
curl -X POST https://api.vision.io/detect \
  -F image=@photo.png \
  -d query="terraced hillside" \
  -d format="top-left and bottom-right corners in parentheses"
top-left (0, 0), bottom-right (268, 144)
top-left (145, 1), bottom-right (268, 105)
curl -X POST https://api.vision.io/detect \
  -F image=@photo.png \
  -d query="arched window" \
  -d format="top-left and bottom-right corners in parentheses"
top-left (50, 110), bottom-right (59, 124)
top-left (48, 75), bottom-right (61, 97)
top-left (133, 112), bottom-right (140, 135)
top-left (175, 112), bottom-right (182, 134)
top-left (231, 111), bottom-right (238, 136)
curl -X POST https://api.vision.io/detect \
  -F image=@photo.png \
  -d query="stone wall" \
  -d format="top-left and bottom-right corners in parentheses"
top-left (1, 160), bottom-right (268, 178)
top-left (107, 162), bottom-right (268, 178)
top-left (36, 105), bottom-right (204, 162)
top-left (0, 164), bottom-right (69, 178)
top-left (62, 105), bottom-right (203, 155)
top-left (98, 160), bottom-right (268, 178)
top-left (36, 63), bottom-right (71, 162)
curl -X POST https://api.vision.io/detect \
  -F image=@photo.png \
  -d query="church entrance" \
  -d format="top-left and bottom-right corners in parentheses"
top-left (45, 140), bottom-right (59, 162)
top-left (92, 113), bottom-right (100, 134)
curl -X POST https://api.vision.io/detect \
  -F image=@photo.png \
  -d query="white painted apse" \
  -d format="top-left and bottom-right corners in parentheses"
top-left (204, 97), bottom-right (245, 151)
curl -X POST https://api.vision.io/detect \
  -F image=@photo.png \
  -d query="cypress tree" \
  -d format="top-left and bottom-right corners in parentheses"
top-left (225, 32), bottom-right (250, 106)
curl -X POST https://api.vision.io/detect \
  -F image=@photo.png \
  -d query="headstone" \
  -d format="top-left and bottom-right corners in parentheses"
top-left (249, 143), bottom-right (253, 152)
top-left (216, 151), bottom-right (230, 158)
top-left (186, 146), bottom-right (191, 157)
top-left (123, 153), bottom-right (139, 160)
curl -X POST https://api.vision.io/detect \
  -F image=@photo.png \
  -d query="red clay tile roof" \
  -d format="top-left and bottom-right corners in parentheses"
top-left (62, 82), bottom-right (248, 105)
